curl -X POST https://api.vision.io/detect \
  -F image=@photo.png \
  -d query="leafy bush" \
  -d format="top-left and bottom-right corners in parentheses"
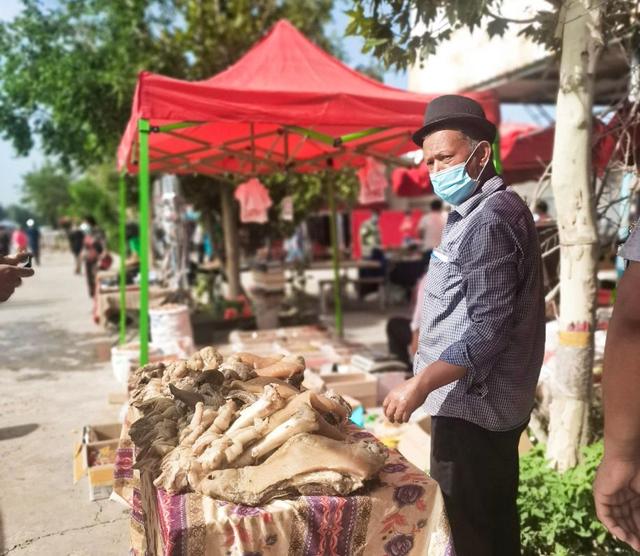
top-left (519, 442), bottom-right (635, 555)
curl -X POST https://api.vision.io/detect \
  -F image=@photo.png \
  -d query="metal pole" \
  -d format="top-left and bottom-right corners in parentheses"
top-left (138, 119), bottom-right (150, 364)
top-left (118, 172), bottom-right (127, 345)
top-left (327, 171), bottom-right (343, 337)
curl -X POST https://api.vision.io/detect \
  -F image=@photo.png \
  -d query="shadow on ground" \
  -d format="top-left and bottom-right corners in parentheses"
top-left (0, 423), bottom-right (39, 441)
top-left (0, 321), bottom-right (112, 372)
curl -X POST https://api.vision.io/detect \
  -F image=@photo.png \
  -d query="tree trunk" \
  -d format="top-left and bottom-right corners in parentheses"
top-left (546, 0), bottom-right (603, 471)
top-left (220, 184), bottom-right (241, 298)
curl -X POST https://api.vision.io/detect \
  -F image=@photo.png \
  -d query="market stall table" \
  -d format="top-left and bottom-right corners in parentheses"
top-left (114, 418), bottom-right (452, 556)
top-left (94, 282), bottom-right (173, 326)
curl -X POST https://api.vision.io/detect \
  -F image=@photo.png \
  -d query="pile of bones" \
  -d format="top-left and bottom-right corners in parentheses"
top-left (128, 347), bottom-right (387, 506)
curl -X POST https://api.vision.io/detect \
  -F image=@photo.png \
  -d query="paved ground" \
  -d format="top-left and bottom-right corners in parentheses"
top-left (0, 251), bottom-right (129, 556)
top-left (0, 250), bottom-right (399, 555)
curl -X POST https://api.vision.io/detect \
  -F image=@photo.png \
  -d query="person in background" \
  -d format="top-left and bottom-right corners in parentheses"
top-left (0, 225), bottom-right (10, 257)
top-left (11, 225), bottom-right (28, 253)
top-left (533, 199), bottom-right (551, 223)
top-left (25, 219), bottom-right (41, 265)
top-left (0, 252), bottom-right (34, 302)
top-left (359, 210), bottom-right (381, 259)
top-left (400, 209), bottom-right (414, 247)
top-left (384, 95), bottom-right (545, 556)
top-left (68, 222), bottom-right (85, 274)
top-left (386, 273), bottom-right (427, 367)
top-left (82, 216), bottom-right (103, 298)
top-left (358, 210), bottom-right (386, 299)
top-left (593, 220), bottom-right (640, 552)
top-left (418, 198), bottom-right (447, 266)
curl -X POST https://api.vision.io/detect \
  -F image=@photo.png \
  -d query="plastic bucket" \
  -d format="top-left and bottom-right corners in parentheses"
top-left (149, 304), bottom-right (195, 358)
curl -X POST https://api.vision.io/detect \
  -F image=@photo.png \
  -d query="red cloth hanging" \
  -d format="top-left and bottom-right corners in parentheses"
top-left (357, 157), bottom-right (388, 205)
top-left (234, 178), bottom-right (272, 223)
top-left (391, 165), bottom-right (431, 197)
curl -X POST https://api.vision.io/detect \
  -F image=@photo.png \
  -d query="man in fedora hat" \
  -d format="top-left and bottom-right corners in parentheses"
top-left (384, 95), bottom-right (545, 556)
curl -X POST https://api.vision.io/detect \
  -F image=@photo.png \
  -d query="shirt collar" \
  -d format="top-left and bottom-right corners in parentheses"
top-left (452, 175), bottom-right (506, 218)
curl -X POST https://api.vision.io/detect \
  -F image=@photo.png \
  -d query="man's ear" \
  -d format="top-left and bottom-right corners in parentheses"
top-left (480, 141), bottom-right (493, 166)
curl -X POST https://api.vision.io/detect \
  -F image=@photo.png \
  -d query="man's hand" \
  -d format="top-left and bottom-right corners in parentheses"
top-left (383, 374), bottom-right (428, 424)
top-left (0, 264), bottom-right (35, 302)
top-left (0, 251), bottom-right (31, 266)
top-left (383, 360), bottom-right (467, 424)
top-left (593, 456), bottom-right (640, 551)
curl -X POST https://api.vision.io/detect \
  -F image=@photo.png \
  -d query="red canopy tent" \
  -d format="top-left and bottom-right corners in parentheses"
top-left (116, 19), bottom-right (499, 361)
top-left (500, 120), bottom-right (616, 184)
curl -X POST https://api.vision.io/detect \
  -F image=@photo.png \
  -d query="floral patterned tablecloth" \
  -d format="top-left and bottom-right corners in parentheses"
top-left (114, 413), bottom-right (452, 556)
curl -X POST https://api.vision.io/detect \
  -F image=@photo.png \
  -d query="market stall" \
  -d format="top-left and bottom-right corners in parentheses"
top-left (116, 19), bottom-right (500, 362)
top-left (112, 344), bottom-right (452, 556)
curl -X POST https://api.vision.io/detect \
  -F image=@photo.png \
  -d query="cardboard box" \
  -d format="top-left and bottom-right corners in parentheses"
top-left (316, 372), bottom-right (378, 408)
top-left (73, 423), bottom-right (121, 501)
top-left (397, 415), bottom-right (432, 472)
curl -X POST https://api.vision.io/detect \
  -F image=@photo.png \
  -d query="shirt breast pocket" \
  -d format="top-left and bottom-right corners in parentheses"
top-left (427, 249), bottom-right (461, 301)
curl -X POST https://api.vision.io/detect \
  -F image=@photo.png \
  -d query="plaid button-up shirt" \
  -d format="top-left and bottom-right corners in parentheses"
top-left (414, 175), bottom-right (545, 431)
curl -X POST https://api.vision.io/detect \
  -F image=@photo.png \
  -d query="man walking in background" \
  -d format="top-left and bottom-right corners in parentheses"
top-left (593, 220), bottom-right (640, 552)
top-left (384, 95), bottom-right (545, 556)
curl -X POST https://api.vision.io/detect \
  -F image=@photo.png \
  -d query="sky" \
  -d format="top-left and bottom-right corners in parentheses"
top-left (0, 0), bottom-right (538, 207)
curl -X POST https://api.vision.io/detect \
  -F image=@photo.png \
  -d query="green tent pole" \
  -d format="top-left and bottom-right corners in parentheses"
top-left (327, 171), bottom-right (343, 337)
top-left (492, 129), bottom-right (503, 174)
top-left (118, 172), bottom-right (127, 345)
top-left (138, 119), bottom-right (151, 364)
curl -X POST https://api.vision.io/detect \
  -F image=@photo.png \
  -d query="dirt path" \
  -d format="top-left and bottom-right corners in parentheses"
top-left (0, 250), bottom-right (129, 555)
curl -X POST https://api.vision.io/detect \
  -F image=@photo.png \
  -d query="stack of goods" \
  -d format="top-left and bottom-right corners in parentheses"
top-left (251, 263), bottom-right (286, 293)
top-left (127, 346), bottom-right (387, 506)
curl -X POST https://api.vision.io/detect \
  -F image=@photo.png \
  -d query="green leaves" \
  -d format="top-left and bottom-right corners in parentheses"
top-left (0, 0), bottom-right (336, 169)
top-left (518, 442), bottom-right (636, 555)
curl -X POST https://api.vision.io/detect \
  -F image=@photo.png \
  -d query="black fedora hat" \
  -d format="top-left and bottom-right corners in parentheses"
top-left (412, 94), bottom-right (497, 147)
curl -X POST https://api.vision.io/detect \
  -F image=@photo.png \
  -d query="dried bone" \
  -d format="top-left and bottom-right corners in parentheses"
top-left (229, 352), bottom-right (285, 369)
top-left (199, 346), bottom-right (223, 369)
top-left (229, 377), bottom-right (299, 398)
top-left (185, 353), bottom-right (203, 372)
top-left (219, 359), bottom-right (256, 381)
top-left (212, 399), bottom-right (237, 433)
top-left (197, 433), bottom-right (387, 505)
top-left (264, 390), bottom-right (350, 435)
top-left (226, 384), bottom-right (286, 434)
top-left (254, 355), bottom-right (305, 378)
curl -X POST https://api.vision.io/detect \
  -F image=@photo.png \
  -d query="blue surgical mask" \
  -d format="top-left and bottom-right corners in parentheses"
top-left (430, 143), bottom-right (488, 206)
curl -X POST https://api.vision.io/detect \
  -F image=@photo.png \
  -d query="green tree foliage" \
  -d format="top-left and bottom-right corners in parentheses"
top-left (0, 0), bottom-right (336, 169)
top-left (518, 443), bottom-right (634, 555)
top-left (66, 165), bottom-right (123, 251)
top-left (0, 204), bottom-right (38, 226)
top-left (345, 1), bottom-right (639, 70)
top-left (20, 162), bottom-right (72, 227)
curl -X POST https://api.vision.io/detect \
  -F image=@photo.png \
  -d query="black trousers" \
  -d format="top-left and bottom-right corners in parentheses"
top-left (386, 317), bottom-right (412, 367)
top-left (430, 416), bottom-right (526, 556)
top-left (85, 260), bottom-right (97, 298)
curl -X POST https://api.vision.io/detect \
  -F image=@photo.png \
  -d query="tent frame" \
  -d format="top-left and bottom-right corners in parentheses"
top-left (121, 118), bottom-right (419, 364)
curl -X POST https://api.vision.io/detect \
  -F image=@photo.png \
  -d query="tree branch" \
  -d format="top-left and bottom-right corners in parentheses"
top-left (486, 8), bottom-right (537, 25)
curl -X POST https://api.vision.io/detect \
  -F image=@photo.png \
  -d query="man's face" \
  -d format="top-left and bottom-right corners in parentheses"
top-left (422, 129), bottom-right (490, 179)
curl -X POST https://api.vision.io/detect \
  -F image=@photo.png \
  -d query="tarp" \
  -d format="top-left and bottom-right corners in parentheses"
top-left (500, 120), bottom-right (617, 183)
top-left (117, 20), bottom-right (499, 176)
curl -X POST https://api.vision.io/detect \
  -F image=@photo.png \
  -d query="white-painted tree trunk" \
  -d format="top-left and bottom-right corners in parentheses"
top-left (546, 0), bottom-right (603, 471)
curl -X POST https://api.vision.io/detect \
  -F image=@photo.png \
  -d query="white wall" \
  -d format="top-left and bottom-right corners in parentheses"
top-left (408, 1), bottom-right (551, 94)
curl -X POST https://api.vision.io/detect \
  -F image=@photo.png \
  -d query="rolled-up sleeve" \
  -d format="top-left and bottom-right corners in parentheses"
top-left (439, 220), bottom-right (521, 377)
